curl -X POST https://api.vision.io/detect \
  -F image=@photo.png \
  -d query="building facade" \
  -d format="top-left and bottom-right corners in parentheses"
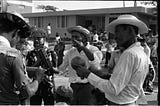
top-left (22, 6), bottom-right (157, 39)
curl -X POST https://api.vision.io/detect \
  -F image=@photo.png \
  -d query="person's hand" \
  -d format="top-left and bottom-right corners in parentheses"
top-left (35, 66), bottom-right (46, 83)
top-left (75, 66), bottom-right (91, 78)
top-left (72, 39), bottom-right (84, 50)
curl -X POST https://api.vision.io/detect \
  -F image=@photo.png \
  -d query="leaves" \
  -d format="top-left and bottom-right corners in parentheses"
top-left (36, 5), bottom-right (59, 12)
top-left (140, 1), bottom-right (157, 6)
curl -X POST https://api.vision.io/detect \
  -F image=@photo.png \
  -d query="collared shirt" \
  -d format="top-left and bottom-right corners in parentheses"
top-left (47, 25), bottom-right (51, 34)
top-left (0, 36), bottom-right (11, 47)
top-left (88, 42), bottom-right (149, 104)
top-left (142, 43), bottom-right (151, 57)
top-left (0, 36), bottom-right (30, 104)
top-left (59, 43), bottom-right (103, 83)
top-left (108, 49), bottom-right (122, 73)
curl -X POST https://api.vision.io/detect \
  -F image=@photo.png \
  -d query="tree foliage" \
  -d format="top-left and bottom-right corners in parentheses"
top-left (36, 5), bottom-right (58, 12)
top-left (140, 1), bottom-right (157, 6)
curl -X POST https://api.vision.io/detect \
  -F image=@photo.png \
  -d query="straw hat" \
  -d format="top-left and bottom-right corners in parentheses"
top-left (67, 26), bottom-right (90, 38)
top-left (107, 15), bottom-right (148, 34)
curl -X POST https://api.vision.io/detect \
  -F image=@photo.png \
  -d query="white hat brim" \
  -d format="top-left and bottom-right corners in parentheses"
top-left (107, 16), bottom-right (148, 34)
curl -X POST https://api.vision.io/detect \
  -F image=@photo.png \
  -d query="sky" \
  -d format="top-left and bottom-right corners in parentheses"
top-left (32, 1), bottom-right (156, 12)
top-left (7, 1), bottom-right (156, 12)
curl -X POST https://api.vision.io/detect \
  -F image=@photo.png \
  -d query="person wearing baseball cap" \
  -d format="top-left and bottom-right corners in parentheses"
top-left (0, 12), bottom-right (45, 105)
top-left (74, 15), bottom-right (150, 105)
top-left (58, 26), bottom-right (103, 105)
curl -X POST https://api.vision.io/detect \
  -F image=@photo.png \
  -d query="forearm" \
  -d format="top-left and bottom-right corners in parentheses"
top-left (87, 73), bottom-right (116, 95)
top-left (89, 67), bottom-right (111, 79)
top-left (26, 67), bottom-right (39, 78)
top-left (82, 46), bottom-right (94, 61)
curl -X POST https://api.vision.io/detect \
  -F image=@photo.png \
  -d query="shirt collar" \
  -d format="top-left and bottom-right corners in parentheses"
top-left (0, 36), bottom-right (11, 47)
top-left (126, 42), bottom-right (141, 50)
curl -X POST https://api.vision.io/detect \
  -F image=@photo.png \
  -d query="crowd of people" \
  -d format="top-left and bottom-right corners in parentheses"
top-left (0, 11), bottom-right (158, 105)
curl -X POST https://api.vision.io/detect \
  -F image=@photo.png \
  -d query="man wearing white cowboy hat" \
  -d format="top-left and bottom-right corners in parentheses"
top-left (58, 25), bottom-right (103, 105)
top-left (74, 15), bottom-right (150, 105)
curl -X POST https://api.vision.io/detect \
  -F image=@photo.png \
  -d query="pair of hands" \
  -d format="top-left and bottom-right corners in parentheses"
top-left (74, 65), bottom-right (91, 79)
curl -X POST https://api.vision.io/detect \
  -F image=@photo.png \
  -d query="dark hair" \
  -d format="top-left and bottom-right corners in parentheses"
top-left (0, 18), bottom-right (17, 34)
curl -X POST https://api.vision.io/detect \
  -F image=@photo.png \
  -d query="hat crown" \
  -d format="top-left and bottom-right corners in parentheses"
top-left (107, 14), bottom-right (148, 34)
top-left (67, 25), bottom-right (91, 41)
top-left (118, 15), bottom-right (138, 20)
top-left (12, 11), bottom-right (25, 22)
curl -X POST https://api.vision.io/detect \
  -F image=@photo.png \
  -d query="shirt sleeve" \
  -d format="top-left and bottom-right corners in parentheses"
top-left (88, 52), bottom-right (134, 95)
top-left (12, 56), bottom-right (30, 89)
top-left (89, 46), bottom-right (103, 67)
top-left (58, 51), bottom-right (69, 72)
top-left (108, 52), bottom-right (115, 69)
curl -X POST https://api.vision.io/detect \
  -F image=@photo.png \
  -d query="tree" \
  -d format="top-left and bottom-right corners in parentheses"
top-left (36, 5), bottom-right (59, 12)
top-left (45, 5), bottom-right (58, 12)
top-left (140, 1), bottom-right (157, 6)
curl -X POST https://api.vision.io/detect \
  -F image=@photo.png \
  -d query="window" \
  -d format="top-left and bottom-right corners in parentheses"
top-left (56, 16), bottom-right (68, 28)
top-left (57, 16), bottom-right (60, 28)
top-left (61, 16), bottom-right (65, 28)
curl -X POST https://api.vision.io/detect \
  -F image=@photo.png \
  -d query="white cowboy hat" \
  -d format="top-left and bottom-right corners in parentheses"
top-left (107, 15), bottom-right (148, 34)
top-left (67, 26), bottom-right (90, 38)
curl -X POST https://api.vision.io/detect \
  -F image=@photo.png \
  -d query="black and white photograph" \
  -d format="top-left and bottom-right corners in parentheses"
top-left (0, 0), bottom-right (158, 105)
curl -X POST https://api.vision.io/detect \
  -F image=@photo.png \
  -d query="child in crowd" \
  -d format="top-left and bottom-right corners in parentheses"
top-left (55, 85), bottom-right (73, 105)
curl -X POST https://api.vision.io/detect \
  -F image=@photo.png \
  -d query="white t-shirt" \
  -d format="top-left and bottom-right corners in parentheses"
top-left (47, 25), bottom-right (51, 34)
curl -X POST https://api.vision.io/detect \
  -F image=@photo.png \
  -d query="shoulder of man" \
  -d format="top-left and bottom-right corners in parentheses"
top-left (6, 48), bottom-right (21, 58)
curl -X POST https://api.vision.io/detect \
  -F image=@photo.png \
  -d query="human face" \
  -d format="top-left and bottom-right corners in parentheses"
top-left (10, 30), bottom-right (20, 47)
top-left (71, 31), bottom-right (84, 47)
top-left (115, 25), bottom-right (132, 47)
top-left (33, 37), bottom-right (45, 48)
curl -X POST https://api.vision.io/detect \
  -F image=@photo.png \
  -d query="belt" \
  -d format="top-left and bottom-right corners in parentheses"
top-left (71, 82), bottom-right (90, 85)
top-left (106, 98), bottom-right (136, 105)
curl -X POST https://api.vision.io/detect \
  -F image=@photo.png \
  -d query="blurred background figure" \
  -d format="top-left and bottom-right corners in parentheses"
top-left (47, 23), bottom-right (52, 38)
top-left (55, 85), bottom-right (73, 105)
top-left (104, 39), bottom-right (117, 68)
top-left (26, 27), bottom-right (57, 105)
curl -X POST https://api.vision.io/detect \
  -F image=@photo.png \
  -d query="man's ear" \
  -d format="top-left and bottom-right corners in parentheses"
top-left (11, 29), bottom-right (19, 38)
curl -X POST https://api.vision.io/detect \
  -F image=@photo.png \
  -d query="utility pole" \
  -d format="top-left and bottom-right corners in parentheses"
top-left (123, 0), bottom-right (125, 7)
top-left (0, 0), bottom-right (8, 12)
top-left (134, 0), bottom-right (137, 7)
